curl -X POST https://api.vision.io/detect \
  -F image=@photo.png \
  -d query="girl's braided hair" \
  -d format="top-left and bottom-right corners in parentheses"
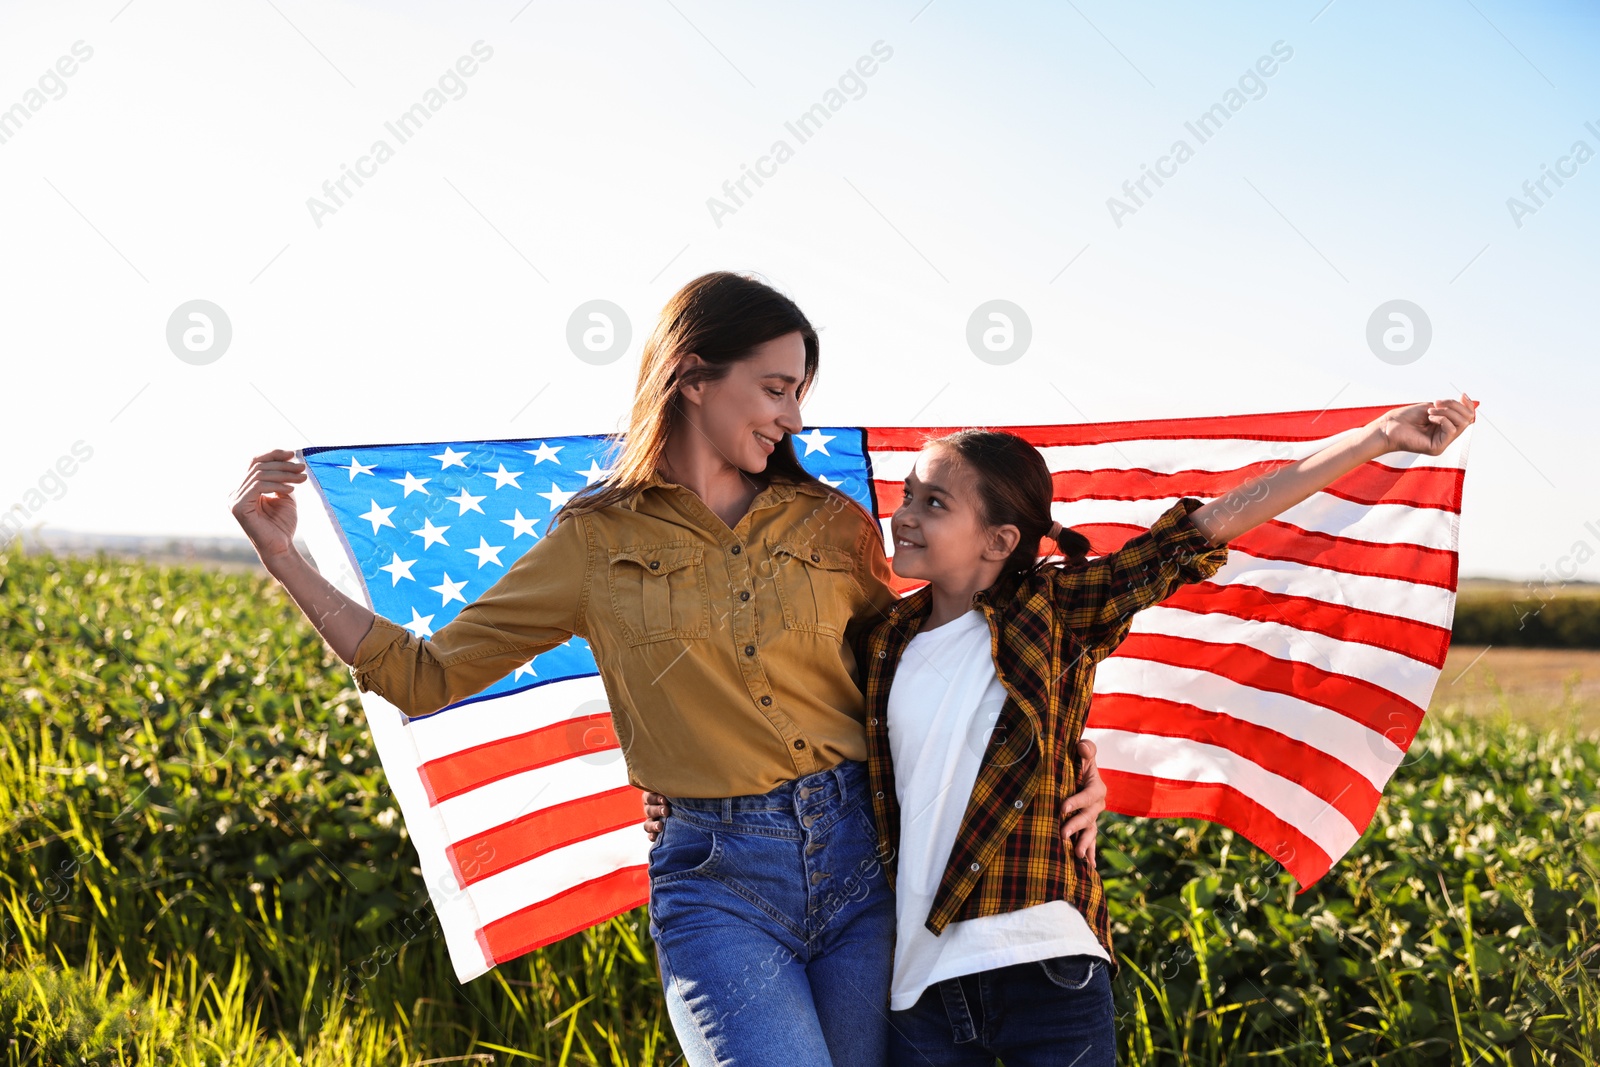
top-left (926, 429), bottom-right (1092, 576)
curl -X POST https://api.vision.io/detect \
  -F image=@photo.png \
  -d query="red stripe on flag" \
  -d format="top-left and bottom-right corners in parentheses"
top-left (1108, 632), bottom-right (1426, 747)
top-left (420, 713), bottom-right (617, 805)
top-left (1056, 522), bottom-right (1159, 555)
top-left (871, 484), bottom-right (898, 518)
top-left (864, 405), bottom-right (1396, 451)
top-left (1229, 520), bottom-right (1457, 590)
top-left (476, 865), bottom-right (649, 966)
top-left (885, 566), bottom-right (926, 595)
top-left (447, 786), bottom-right (645, 888)
top-left (872, 461), bottom-right (1460, 518)
top-left (1046, 462), bottom-right (1462, 511)
top-left (882, 560), bottom-right (1452, 671)
top-left (1166, 581), bottom-right (1452, 669)
top-left (1323, 461), bottom-right (1465, 512)
top-left (1100, 768), bottom-right (1334, 888)
top-left (1087, 693), bottom-right (1380, 831)
top-left (1028, 514), bottom-right (1457, 591)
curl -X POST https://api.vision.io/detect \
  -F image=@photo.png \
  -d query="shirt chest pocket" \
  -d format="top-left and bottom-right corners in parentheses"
top-left (767, 539), bottom-right (856, 638)
top-left (607, 542), bottom-right (710, 645)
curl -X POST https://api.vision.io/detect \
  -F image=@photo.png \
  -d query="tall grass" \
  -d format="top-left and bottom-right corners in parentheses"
top-left (2, 549), bottom-right (1596, 1064)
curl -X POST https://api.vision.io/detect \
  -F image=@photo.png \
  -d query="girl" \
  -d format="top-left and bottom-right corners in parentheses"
top-left (229, 270), bottom-right (1109, 1067)
top-left (863, 398), bottom-right (1475, 1066)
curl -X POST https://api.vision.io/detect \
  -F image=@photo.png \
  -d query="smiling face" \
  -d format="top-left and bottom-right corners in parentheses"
top-left (890, 444), bottom-right (1018, 588)
top-left (678, 331), bottom-right (807, 474)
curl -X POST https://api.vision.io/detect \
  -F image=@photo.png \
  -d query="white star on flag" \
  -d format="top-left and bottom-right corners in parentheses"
top-left (817, 474), bottom-right (842, 488)
top-left (411, 518), bottom-right (450, 549)
top-left (501, 510), bottom-right (540, 539)
top-left (579, 460), bottom-right (614, 485)
top-left (390, 472), bottom-right (431, 497)
top-left (512, 660), bottom-right (538, 680)
top-left (359, 500), bottom-right (395, 533)
top-left (402, 607), bottom-right (435, 638)
top-left (465, 537), bottom-right (506, 568)
top-left (429, 573), bottom-right (469, 606)
top-left (379, 552), bottom-right (418, 585)
top-left (341, 456), bottom-right (376, 480)
top-left (525, 442), bottom-right (562, 464)
top-left (537, 482), bottom-right (578, 510)
top-left (447, 488), bottom-right (486, 516)
top-left (487, 464), bottom-right (525, 490)
top-left (430, 446), bottom-right (470, 470)
top-left (796, 428), bottom-right (835, 456)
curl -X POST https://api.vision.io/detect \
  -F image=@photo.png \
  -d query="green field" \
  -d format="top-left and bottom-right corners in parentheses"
top-left (1, 550), bottom-right (1596, 1065)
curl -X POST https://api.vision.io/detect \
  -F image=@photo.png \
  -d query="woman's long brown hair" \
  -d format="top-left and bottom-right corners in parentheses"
top-left (554, 271), bottom-right (822, 524)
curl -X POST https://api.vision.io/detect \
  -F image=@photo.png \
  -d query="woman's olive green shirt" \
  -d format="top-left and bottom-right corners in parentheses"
top-left (346, 471), bottom-right (900, 798)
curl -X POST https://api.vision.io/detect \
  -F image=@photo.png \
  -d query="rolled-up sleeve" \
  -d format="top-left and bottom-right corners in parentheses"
top-left (348, 511), bottom-right (591, 716)
top-left (1049, 497), bottom-right (1229, 661)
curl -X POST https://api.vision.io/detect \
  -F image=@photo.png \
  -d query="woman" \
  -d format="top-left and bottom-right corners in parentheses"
top-left (229, 270), bottom-right (1109, 1066)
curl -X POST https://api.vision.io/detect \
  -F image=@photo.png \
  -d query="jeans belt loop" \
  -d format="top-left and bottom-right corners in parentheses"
top-left (722, 797), bottom-right (733, 824)
top-left (937, 975), bottom-right (979, 1043)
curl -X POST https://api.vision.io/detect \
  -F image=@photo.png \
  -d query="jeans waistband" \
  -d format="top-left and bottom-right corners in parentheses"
top-left (665, 758), bottom-right (868, 821)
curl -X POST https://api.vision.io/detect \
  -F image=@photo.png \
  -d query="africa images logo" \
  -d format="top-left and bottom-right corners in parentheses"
top-left (1106, 41), bottom-right (1294, 228)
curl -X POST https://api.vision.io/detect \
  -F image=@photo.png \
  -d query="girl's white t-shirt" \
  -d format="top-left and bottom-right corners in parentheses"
top-left (886, 606), bottom-right (1110, 1011)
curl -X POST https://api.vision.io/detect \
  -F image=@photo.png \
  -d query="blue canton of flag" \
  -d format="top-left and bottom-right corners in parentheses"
top-left (303, 428), bottom-right (874, 718)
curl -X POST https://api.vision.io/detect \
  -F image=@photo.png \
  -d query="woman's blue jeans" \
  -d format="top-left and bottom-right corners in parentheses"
top-left (647, 758), bottom-right (895, 1066)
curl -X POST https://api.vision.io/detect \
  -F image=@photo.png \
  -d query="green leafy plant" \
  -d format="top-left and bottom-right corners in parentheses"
top-left (1, 549), bottom-right (1596, 1064)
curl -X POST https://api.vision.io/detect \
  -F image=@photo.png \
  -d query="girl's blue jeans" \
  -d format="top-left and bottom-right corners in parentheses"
top-left (647, 757), bottom-right (895, 1066)
top-left (886, 954), bottom-right (1117, 1066)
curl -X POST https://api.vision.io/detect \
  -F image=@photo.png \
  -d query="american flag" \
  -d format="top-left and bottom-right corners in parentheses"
top-left (296, 402), bottom-right (1473, 982)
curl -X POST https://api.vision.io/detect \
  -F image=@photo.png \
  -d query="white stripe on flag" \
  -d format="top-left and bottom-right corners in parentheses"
top-left (407, 675), bottom-right (611, 761)
top-left (1091, 657), bottom-right (1404, 790)
top-left (432, 749), bottom-right (635, 842)
top-left (1211, 553), bottom-right (1455, 628)
top-left (1085, 728), bottom-right (1363, 860)
top-left (468, 825), bottom-right (649, 927)
top-left (865, 429), bottom-right (1468, 480)
top-left (1130, 605), bottom-right (1444, 710)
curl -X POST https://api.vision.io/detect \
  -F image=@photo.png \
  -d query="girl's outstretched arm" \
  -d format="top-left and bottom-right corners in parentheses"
top-left (1186, 394), bottom-right (1477, 547)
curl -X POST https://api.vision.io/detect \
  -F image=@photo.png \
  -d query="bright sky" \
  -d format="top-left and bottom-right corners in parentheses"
top-left (1, 0), bottom-right (1595, 583)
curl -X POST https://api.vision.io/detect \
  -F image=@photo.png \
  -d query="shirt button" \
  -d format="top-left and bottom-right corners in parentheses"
top-left (811, 553), bottom-right (820, 562)
top-left (761, 696), bottom-right (772, 706)
top-left (649, 561), bottom-right (660, 570)
top-left (740, 590), bottom-right (750, 601)
top-left (1013, 799), bottom-right (1025, 809)
top-left (793, 739), bottom-right (806, 750)
top-left (731, 544), bottom-right (742, 555)
top-left (875, 791), bottom-right (884, 799)
top-left (745, 644), bottom-right (755, 657)
top-left (970, 862), bottom-right (981, 872)
top-left (877, 650), bottom-right (887, 659)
